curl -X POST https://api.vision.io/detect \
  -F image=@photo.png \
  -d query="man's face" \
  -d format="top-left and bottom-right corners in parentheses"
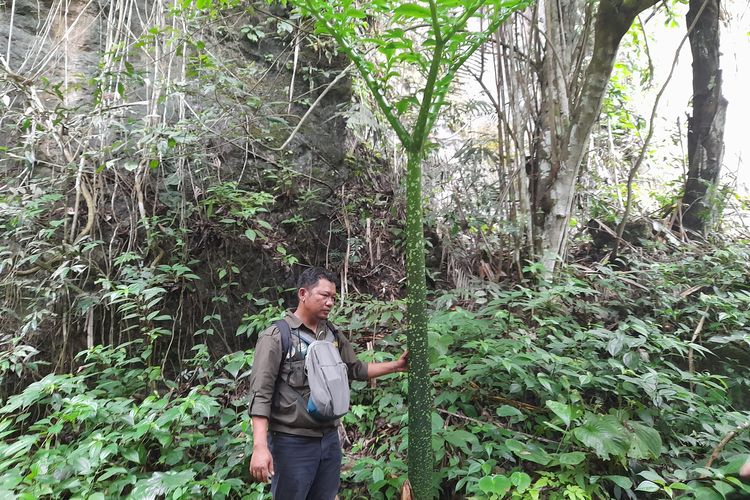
top-left (300, 278), bottom-right (336, 320)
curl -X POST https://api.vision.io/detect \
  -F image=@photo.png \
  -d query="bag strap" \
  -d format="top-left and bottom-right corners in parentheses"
top-left (272, 319), bottom-right (296, 408)
top-left (327, 322), bottom-right (340, 343)
top-left (273, 319), bottom-right (316, 370)
top-left (274, 319), bottom-right (292, 374)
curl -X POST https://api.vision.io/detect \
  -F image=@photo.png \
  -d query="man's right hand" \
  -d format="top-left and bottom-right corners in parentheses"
top-left (249, 445), bottom-right (274, 483)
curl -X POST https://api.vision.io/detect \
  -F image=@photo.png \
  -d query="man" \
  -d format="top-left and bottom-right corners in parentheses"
top-left (247, 267), bottom-right (408, 499)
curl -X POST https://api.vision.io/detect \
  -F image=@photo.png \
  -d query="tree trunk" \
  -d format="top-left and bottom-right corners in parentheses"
top-left (529, 0), bottom-right (574, 272)
top-left (680, 0), bottom-right (727, 233)
top-left (529, 0), bottom-right (659, 274)
top-left (404, 150), bottom-right (432, 499)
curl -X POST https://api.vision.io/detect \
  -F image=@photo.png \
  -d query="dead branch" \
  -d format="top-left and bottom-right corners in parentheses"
top-left (706, 421), bottom-right (750, 469)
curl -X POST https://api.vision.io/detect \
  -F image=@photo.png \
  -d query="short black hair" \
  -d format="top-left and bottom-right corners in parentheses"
top-left (297, 267), bottom-right (338, 291)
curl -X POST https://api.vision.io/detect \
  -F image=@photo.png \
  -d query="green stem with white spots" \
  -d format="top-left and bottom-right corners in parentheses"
top-left (405, 149), bottom-right (432, 499)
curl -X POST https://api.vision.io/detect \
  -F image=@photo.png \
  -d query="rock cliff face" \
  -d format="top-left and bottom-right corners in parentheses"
top-left (2, 0), bottom-right (100, 79)
top-left (0, 0), bottom-right (357, 368)
top-left (1, 0), bottom-right (351, 166)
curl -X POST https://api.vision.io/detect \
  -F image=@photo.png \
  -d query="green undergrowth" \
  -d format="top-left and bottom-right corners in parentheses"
top-left (1, 244), bottom-right (750, 499)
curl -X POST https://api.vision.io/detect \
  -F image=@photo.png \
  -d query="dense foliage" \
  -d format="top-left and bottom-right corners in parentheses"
top-left (2, 0), bottom-right (749, 497)
top-left (1, 244), bottom-right (749, 499)
top-left (285, 0), bottom-right (532, 494)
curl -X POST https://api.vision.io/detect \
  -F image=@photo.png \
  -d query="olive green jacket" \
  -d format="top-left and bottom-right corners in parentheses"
top-left (248, 311), bottom-right (369, 437)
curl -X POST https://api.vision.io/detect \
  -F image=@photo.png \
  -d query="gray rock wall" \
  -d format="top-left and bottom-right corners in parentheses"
top-left (0, 0), bottom-right (357, 366)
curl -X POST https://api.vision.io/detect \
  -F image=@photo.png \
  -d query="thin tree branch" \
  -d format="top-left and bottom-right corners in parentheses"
top-left (706, 421), bottom-right (750, 469)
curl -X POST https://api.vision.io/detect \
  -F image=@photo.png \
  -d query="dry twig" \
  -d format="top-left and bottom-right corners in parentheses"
top-left (706, 421), bottom-right (750, 469)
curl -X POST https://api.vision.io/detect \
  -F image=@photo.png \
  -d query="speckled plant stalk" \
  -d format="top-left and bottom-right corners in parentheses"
top-left (291, 2), bottom-right (532, 497)
top-left (401, 20), bottom-right (444, 495)
top-left (404, 149), bottom-right (432, 498)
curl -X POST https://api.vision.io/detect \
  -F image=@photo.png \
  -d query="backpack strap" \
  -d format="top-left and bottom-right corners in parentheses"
top-left (272, 319), bottom-right (294, 409)
top-left (274, 319), bottom-right (292, 373)
top-left (272, 319), bottom-right (313, 408)
top-left (273, 319), bottom-right (315, 370)
top-left (325, 321), bottom-right (341, 344)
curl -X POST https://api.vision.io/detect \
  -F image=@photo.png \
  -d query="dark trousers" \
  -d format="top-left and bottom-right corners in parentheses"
top-left (269, 430), bottom-right (341, 500)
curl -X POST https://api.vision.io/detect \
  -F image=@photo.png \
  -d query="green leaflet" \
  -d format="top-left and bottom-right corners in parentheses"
top-left (573, 414), bottom-right (630, 460)
top-left (392, 3), bottom-right (431, 19)
top-left (627, 421), bottom-right (662, 459)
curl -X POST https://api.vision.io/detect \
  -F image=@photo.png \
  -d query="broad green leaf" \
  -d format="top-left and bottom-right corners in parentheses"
top-left (724, 477), bottom-right (750, 494)
top-left (128, 470), bottom-right (196, 498)
top-left (558, 451), bottom-right (587, 465)
top-left (155, 407), bottom-right (181, 428)
top-left (635, 480), bottom-right (660, 493)
top-left (537, 373), bottom-right (553, 392)
top-left (121, 447), bottom-right (141, 464)
top-left (392, 3), bottom-right (431, 19)
top-left (638, 470), bottom-right (664, 483)
top-left (372, 467), bottom-right (384, 483)
top-left (622, 351), bottom-right (640, 368)
top-left (164, 448), bottom-right (185, 466)
top-left (718, 454), bottom-right (750, 475)
top-left (492, 475), bottom-right (511, 496)
top-left (691, 486), bottom-right (725, 500)
top-left (627, 422), bottom-right (662, 459)
top-left (605, 475), bottom-right (633, 490)
top-left (71, 456), bottom-right (91, 474)
top-left (497, 405), bottom-right (523, 418)
top-left (607, 335), bottom-right (625, 356)
top-left (505, 439), bottom-right (525, 453)
top-left (1, 374), bottom-right (73, 413)
top-left (711, 480), bottom-right (736, 497)
top-left (573, 414), bottom-right (629, 460)
top-left (477, 476), bottom-right (494, 493)
top-left (1, 435), bottom-right (37, 458)
top-left (510, 471), bottom-right (531, 492)
top-left (346, 8), bottom-right (366, 18)
top-left (98, 466), bottom-right (128, 481)
top-left (546, 400), bottom-right (573, 426)
top-left (504, 439), bottom-right (551, 465)
top-left (225, 358), bottom-right (244, 378)
top-left (444, 429), bottom-right (480, 453)
top-left (431, 412), bottom-right (444, 432)
top-left (479, 475), bottom-right (511, 495)
top-left (188, 393), bottom-right (220, 418)
top-left (669, 482), bottom-right (690, 491)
